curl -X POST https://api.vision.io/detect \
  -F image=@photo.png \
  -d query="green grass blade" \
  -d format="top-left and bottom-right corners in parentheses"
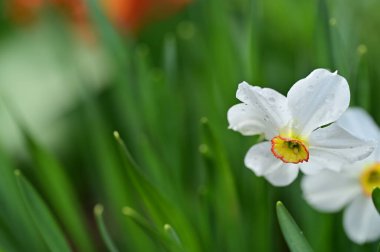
top-left (15, 170), bottom-right (71, 252)
top-left (200, 118), bottom-right (245, 251)
top-left (372, 187), bottom-right (380, 215)
top-left (276, 201), bottom-right (313, 252)
top-left (81, 94), bottom-right (155, 251)
top-left (122, 207), bottom-right (181, 252)
top-left (0, 147), bottom-right (46, 252)
top-left (23, 133), bottom-right (95, 252)
top-left (164, 224), bottom-right (182, 247)
top-left (94, 204), bottom-right (119, 252)
top-left (122, 207), bottom-right (164, 241)
top-left (1, 89), bottom-right (95, 251)
top-left (113, 131), bottom-right (167, 224)
top-left (114, 132), bottom-right (200, 251)
top-left (200, 118), bottom-right (240, 217)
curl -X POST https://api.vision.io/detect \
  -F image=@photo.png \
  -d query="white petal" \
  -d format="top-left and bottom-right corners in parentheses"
top-left (227, 103), bottom-right (266, 136)
top-left (343, 196), bottom-right (380, 244)
top-left (337, 107), bottom-right (380, 140)
top-left (264, 163), bottom-right (299, 187)
top-left (372, 145), bottom-right (380, 163)
top-left (340, 156), bottom-right (376, 177)
top-left (236, 82), bottom-right (290, 139)
top-left (308, 123), bottom-right (375, 172)
top-left (301, 171), bottom-right (361, 212)
top-left (299, 160), bottom-right (324, 175)
top-left (244, 141), bottom-right (282, 176)
top-left (287, 69), bottom-right (350, 136)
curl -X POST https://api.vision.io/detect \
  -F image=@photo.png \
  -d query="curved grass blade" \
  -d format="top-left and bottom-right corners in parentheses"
top-left (1, 92), bottom-right (94, 251)
top-left (94, 204), bottom-right (119, 252)
top-left (200, 118), bottom-right (244, 250)
top-left (0, 147), bottom-right (47, 252)
top-left (114, 132), bottom-right (200, 251)
top-left (164, 224), bottom-right (182, 247)
top-left (15, 170), bottom-right (71, 252)
top-left (372, 187), bottom-right (380, 215)
top-left (23, 133), bottom-right (95, 252)
top-left (276, 201), bottom-right (313, 252)
top-left (122, 207), bottom-right (182, 252)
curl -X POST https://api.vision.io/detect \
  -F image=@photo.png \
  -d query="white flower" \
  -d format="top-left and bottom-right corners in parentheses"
top-left (302, 108), bottom-right (380, 244)
top-left (228, 69), bottom-right (375, 186)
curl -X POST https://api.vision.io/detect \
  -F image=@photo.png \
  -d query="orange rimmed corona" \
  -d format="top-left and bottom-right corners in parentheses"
top-left (271, 135), bottom-right (309, 164)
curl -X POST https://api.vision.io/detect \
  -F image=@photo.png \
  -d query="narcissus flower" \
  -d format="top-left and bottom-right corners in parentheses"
top-left (302, 108), bottom-right (380, 244)
top-left (228, 69), bottom-right (374, 186)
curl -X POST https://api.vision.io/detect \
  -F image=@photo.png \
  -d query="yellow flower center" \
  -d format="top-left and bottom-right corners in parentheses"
top-left (271, 135), bottom-right (309, 164)
top-left (360, 163), bottom-right (380, 196)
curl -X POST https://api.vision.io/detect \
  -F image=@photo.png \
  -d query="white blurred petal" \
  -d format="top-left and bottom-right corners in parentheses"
top-left (308, 123), bottom-right (375, 172)
top-left (337, 107), bottom-right (380, 140)
top-left (227, 103), bottom-right (266, 136)
top-left (287, 69), bottom-right (350, 136)
top-left (0, 24), bottom-right (109, 153)
top-left (236, 82), bottom-right (290, 139)
top-left (343, 196), bottom-right (380, 244)
top-left (301, 171), bottom-right (361, 212)
top-left (244, 141), bottom-right (282, 176)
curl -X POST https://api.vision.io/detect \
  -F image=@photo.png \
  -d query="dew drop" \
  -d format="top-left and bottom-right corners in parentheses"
top-left (324, 93), bottom-right (335, 102)
top-left (307, 85), bottom-right (314, 90)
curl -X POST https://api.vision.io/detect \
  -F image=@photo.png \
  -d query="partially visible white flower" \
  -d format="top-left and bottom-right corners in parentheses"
top-left (228, 69), bottom-right (375, 186)
top-left (0, 22), bottom-right (110, 154)
top-left (302, 108), bottom-right (380, 244)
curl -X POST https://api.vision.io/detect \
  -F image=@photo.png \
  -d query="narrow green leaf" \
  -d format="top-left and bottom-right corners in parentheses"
top-left (94, 204), bottom-right (119, 252)
top-left (372, 187), bottom-right (380, 215)
top-left (113, 131), bottom-right (167, 224)
top-left (1, 90), bottom-right (94, 251)
top-left (163, 34), bottom-right (178, 88)
top-left (122, 207), bottom-right (181, 252)
top-left (200, 118), bottom-right (240, 215)
top-left (80, 93), bottom-right (155, 251)
top-left (317, 0), bottom-right (335, 68)
top-left (163, 224), bottom-right (182, 247)
top-left (122, 207), bottom-right (162, 239)
top-left (0, 147), bottom-right (46, 252)
top-left (15, 170), bottom-right (71, 252)
top-left (200, 118), bottom-right (243, 251)
top-left (115, 131), bottom-right (200, 251)
top-left (23, 134), bottom-right (95, 252)
top-left (276, 201), bottom-right (313, 252)
top-left (85, 0), bottom-right (128, 67)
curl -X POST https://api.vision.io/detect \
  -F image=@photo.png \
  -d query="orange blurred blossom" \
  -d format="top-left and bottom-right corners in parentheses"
top-left (10, 0), bottom-right (191, 32)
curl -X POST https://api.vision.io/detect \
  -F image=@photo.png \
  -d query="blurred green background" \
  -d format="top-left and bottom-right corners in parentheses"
top-left (0, 0), bottom-right (379, 251)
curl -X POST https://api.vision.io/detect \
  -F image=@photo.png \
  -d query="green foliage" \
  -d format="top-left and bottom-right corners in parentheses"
top-left (15, 170), bottom-right (71, 252)
top-left (94, 205), bottom-right (119, 252)
top-left (276, 202), bottom-right (313, 252)
top-left (373, 188), bottom-right (380, 215)
top-left (0, 0), bottom-right (379, 251)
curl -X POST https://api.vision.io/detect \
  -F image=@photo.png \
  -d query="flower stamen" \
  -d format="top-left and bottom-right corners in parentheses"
top-left (271, 135), bottom-right (309, 164)
top-left (360, 163), bottom-right (380, 196)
